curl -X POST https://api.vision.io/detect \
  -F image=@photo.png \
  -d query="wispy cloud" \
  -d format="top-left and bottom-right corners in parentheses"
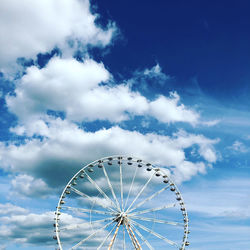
top-left (228, 140), bottom-right (249, 153)
top-left (200, 119), bottom-right (220, 127)
top-left (183, 177), bottom-right (250, 218)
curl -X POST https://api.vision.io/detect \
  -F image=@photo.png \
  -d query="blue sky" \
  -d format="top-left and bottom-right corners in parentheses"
top-left (0, 0), bottom-right (250, 249)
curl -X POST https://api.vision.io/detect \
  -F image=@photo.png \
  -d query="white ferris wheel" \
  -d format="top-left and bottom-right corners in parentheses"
top-left (54, 156), bottom-right (190, 249)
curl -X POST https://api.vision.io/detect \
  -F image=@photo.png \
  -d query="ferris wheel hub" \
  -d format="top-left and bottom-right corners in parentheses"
top-left (114, 212), bottom-right (128, 225)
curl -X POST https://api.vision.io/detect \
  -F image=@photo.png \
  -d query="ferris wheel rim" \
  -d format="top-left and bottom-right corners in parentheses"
top-left (54, 155), bottom-right (190, 250)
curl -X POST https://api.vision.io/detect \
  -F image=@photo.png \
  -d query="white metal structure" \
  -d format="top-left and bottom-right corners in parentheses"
top-left (54, 156), bottom-right (190, 249)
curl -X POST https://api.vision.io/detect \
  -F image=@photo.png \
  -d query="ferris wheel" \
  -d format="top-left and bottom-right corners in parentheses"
top-left (54, 156), bottom-right (190, 249)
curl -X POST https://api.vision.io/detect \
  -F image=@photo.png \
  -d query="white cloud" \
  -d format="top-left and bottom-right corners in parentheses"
top-left (183, 178), bottom-right (250, 218)
top-left (149, 92), bottom-right (199, 125)
top-left (173, 129), bottom-right (218, 163)
top-left (173, 161), bottom-right (207, 183)
top-left (0, 0), bottom-right (116, 71)
top-left (0, 203), bottom-right (28, 216)
top-left (7, 57), bottom-right (199, 125)
top-left (76, 84), bottom-right (148, 122)
top-left (7, 57), bottom-right (111, 121)
top-left (10, 174), bottom-right (52, 199)
top-left (0, 204), bottom-right (110, 247)
top-left (228, 140), bottom-right (249, 153)
top-left (128, 63), bottom-right (171, 90)
top-left (201, 119), bottom-right (220, 127)
top-left (0, 203), bottom-right (53, 246)
top-left (0, 210), bottom-right (54, 245)
top-left (144, 64), bottom-right (162, 75)
top-left (143, 64), bottom-right (170, 84)
top-left (0, 118), bottom-right (217, 188)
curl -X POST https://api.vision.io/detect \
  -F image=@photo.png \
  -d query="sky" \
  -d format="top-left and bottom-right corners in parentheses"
top-left (0, 0), bottom-right (250, 249)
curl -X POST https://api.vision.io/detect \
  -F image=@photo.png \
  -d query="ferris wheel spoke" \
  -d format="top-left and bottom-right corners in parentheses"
top-left (125, 222), bottom-right (141, 249)
top-left (61, 206), bottom-right (116, 216)
top-left (108, 217), bottom-right (123, 250)
top-left (123, 224), bottom-right (126, 250)
top-left (126, 172), bottom-right (155, 213)
top-left (60, 217), bottom-right (114, 231)
top-left (84, 172), bottom-right (118, 211)
top-left (129, 215), bottom-right (183, 227)
top-left (127, 223), bottom-right (142, 249)
top-left (129, 203), bottom-right (176, 216)
top-left (71, 220), bottom-right (114, 249)
top-left (70, 186), bottom-right (116, 213)
top-left (119, 161), bottom-right (124, 211)
top-left (130, 223), bottom-right (155, 250)
top-left (124, 165), bottom-right (138, 211)
top-left (128, 184), bottom-right (170, 213)
top-left (97, 223), bottom-right (117, 250)
top-left (130, 219), bottom-right (179, 248)
top-left (102, 165), bottom-right (121, 211)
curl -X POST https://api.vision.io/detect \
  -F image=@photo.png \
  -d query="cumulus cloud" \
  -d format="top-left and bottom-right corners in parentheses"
top-left (0, 0), bottom-right (116, 71)
top-left (149, 92), bottom-right (199, 125)
top-left (0, 203), bottom-right (110, 247)
top-left (7, 57), bottom-right (111, 121)
top-left (0, 203), bottom-right (28, 216)
top-left (0, 203), bottom-right (53, 246)
top-left (173, 161), bottom-right (207, 184)
top-left (10, 174), bottom-right (53, 199)
top-left (7, 57), bottom-right (199, 125)
top-left (0, 209), bottom-right (54, 245)
top-left (0, 117), bottom-right (217, 188)
top-left (173, 129), bottom-right (218, 163)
